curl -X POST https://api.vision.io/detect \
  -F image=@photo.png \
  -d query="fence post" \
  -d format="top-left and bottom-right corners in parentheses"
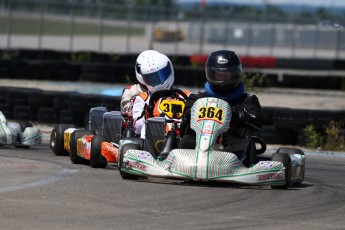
top-left (312, 26), bottom-right (319, 58)
top-left (37, 0), bottom-right (45, 50)
top-left (125, 1), bottom-right (134, 53)
top-left (335, 28), bottom-right (342, 59)
top-left (97, 1), bottom-right (104, 52)
top-left (198, 3), bottom-right (205, 54)
top-left (69, 1), bottom-right (76, 52)
top-left (6, 0), bottom-right (13, 49)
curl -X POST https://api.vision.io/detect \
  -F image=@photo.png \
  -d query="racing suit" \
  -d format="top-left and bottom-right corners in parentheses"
top-left (179, 92), bottom-right (263, 167)
top-left (120, 83), bottom-right (147, 115)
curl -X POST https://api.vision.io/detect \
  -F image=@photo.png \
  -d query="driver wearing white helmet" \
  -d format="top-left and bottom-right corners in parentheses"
top-left (132, 51), bottom-right (190, 139)
top-left (120, 50), bottom-right (159, 115)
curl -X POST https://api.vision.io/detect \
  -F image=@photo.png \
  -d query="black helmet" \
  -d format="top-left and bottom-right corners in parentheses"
top-left (205, 50), bottom-right (242, 94)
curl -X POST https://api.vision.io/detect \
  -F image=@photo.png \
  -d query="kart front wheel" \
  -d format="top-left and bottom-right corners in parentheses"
top-left (276, 147), bottom-right (305, 185)
top-left (271, 152), bottom-right (292, 189)
top-left (50, 124), bottom-right (76, 156)
top-left (119, 143), bottom-right (141, 180)
top-left (90, 135), bottom-right (108, 168)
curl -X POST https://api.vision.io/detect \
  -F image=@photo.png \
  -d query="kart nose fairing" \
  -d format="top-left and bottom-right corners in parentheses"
top-left (121, 97), bottom-right (287, 186)
top-left (122, 148), bottom-right (286, 185)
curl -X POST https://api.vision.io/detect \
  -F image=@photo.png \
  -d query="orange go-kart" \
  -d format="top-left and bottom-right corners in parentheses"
top-left (50, 106), bottom-right (132, 168)
top-left (70, 108), bottom-right (134, 168)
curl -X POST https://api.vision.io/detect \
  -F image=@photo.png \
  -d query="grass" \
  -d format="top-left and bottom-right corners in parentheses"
top-left (304, 121), bottom-right (345, 151)
top-left (0, 15), bottom-right (144, 36)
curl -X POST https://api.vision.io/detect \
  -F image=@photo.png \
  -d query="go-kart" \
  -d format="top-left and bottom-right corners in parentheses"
top-left (71, 110), bottom-right (133, 168)
top-left (50, 106), bottom-right (126, 168)
top-left (0, 111), bottom-right (41, 148)
top-left (118, 88), bottom-right (189, 164)
top-left (118, 97), bottom-right (306, 189)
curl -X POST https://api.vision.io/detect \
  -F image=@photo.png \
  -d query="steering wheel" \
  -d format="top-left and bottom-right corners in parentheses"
top-left (146, 88), bottom-right (189, 118)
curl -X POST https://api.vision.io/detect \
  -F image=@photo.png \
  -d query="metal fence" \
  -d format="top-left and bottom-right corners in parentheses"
top-left (1, 0), bottom-right (344, 59)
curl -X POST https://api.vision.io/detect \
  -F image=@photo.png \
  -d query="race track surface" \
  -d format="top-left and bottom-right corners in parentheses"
top-left (1, 140), bottom-right (345, 230)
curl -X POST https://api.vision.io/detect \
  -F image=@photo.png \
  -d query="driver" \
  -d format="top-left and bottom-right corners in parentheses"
top-left (179, 50), bottom-right (263, 167)
top-left (120, 50), bottom-right (159, 115)
top-left (131, 51), bottom-right (190, 139)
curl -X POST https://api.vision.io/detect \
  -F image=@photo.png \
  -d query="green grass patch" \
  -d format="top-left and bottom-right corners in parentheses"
top-left (0, 15), bottom-right (144, 35)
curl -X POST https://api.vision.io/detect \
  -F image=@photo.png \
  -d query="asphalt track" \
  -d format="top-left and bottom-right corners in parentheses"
top-left (1, 137), bottom-right (345, 230)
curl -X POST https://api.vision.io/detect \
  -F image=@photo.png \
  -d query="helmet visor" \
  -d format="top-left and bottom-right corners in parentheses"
top-left (206, 65), bottom-right (242, 83)
top-left (141, 62), bottom-right (172, 87)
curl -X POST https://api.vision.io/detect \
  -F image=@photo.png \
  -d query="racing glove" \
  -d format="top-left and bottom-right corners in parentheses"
top-left (145, 103), bottom-right (154, 119)
top-left (236, 106), bottom-right (261, 131)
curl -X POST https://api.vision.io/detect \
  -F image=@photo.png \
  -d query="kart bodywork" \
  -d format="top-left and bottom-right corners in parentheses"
top-left (0, 111), bottom-right (41, 148)
top-left (50, 107), bottom-right (123, 168)
top-left (119, 97), bottom-right (306, 188)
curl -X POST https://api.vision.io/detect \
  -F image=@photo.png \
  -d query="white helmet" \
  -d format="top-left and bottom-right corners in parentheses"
top-left (139, 52), bottom-right (174, 92)
top-left (135, 50), bottom-right (160, 85)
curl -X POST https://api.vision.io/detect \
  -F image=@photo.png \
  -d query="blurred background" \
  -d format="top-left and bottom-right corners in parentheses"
top-left (1, 0), bottom-right (345, 58)
top-left (0, 0), bottom-right (345, 147)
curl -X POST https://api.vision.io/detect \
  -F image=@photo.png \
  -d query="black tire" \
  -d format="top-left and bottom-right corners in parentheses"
top-left (7, 88), bottom-right (42, 106)
top-left (0, 86), bottom-right (8, 103)
top-left (119, 143), bottom-right (141, 180)
top-left (69, 94), bottom-right (102, 113)
top-left (54, 91), bottom-right (79, 110)
top-left (50, 124), bottom-right (76, 156)
top-left (13, 105), bottom-right (37, 121)
top-left (261, 106), bottom-right (276, 125)
top-left (276, 147), bottom-right (304, 155)
top-left (0, 103), bottom-right (11, 119)
top-left (29, 90), bottom-right (55, 108)
top-left (37, 107), bottom-right (59, 124)
top-left (271, 153), bottom-right (292, 189)
top-left (121, 137), bottom-right (144, 149)
top-left (276, 147), bottom-right (305, 185)
top-left (70, 130), bottom-right (94, 164)
top-left (101, 95), bottom-right (121, 111)
top-left (90, 135), bottom-right (108, 168)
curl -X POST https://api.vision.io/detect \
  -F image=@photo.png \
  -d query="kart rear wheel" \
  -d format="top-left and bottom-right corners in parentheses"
top-left (50, 124), bottom-right (76, 156)
top-left (271, 152), bottom-right (292, 189)
top-left (119, 143), bottom-right (141, 180)
top-left (70, 130), bottom-right (94, 164)
top-left (90, 135), bottom-right (108, 168)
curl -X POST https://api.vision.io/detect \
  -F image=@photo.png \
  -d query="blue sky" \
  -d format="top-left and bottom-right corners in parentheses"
top-left (176, 0), bottom-right (345, 7)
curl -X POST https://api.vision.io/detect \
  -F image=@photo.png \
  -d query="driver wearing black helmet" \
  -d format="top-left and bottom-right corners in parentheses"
top-left (179, 50), bottom-right (263, 167)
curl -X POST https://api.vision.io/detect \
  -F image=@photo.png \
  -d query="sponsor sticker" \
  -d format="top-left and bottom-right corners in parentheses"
top-left (257, 173), bottom-right (283, 181)
top-left (259, 161), bottom-right (274, 169)
top-left (217, 57), bottom-right (229, 64)
top-left (127, 161), bottom-right (148, 171)
top-left (137, 151), bottom-right (151, 160)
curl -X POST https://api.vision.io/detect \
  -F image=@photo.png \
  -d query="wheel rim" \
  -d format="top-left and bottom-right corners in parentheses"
top-left (50, 131), bottom-right (56, 148)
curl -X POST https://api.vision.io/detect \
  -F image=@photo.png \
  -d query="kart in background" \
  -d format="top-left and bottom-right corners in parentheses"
top-left (75, 88), bottom-right (190, 168)
top-left (0, 111), bottom-right (41, 148)
top-left (118, 97), bottom-right (306, 189)
top-left (50, 106), bottom-right (130, 168)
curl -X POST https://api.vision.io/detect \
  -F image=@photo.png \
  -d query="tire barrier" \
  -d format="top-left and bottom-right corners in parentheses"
top-left (1, 49), bottom-right (345, 90)
top-left (37, 107), bottom-right (59, 124)
top-left (13, 105), bottom-right (37, 121)
top-left (1, 61), bottom-right (344, 89)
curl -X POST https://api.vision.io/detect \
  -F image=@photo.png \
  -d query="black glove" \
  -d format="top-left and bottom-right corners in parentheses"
top-left (145, 104), bottom-right (154, 119)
